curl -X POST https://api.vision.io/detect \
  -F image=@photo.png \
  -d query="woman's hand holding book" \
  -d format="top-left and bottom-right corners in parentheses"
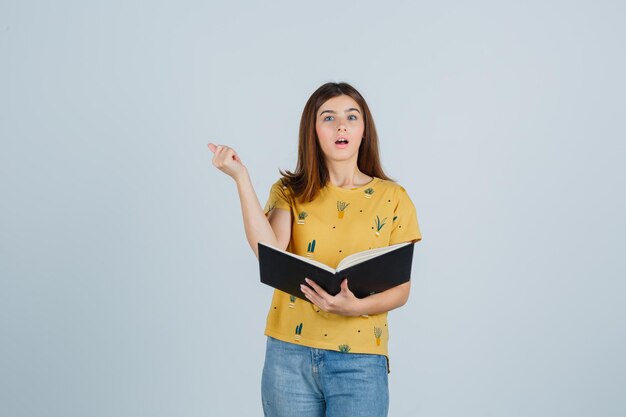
top-left (300, 278), bottom-right (363, 317)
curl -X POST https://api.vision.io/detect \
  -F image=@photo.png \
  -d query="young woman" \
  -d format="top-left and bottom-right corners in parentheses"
top-left (208, 82), bottom-right (421, 417)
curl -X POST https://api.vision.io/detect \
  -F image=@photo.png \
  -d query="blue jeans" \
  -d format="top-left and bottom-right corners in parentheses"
top-left (261, 336), bottom-right (389, 417)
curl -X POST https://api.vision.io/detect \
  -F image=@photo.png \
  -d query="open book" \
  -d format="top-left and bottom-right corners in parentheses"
top-left (258, 241), bottom-right (415, 301)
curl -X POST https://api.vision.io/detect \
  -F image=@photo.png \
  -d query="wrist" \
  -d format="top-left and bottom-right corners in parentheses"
top-left (233, 167), bottom-right (249, 185)
top-left (348, 297), bottom-right (367, 317)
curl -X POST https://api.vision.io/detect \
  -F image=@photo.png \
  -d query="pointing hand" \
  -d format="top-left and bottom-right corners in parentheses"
top-left (208, 143), bottom-right (246, 180)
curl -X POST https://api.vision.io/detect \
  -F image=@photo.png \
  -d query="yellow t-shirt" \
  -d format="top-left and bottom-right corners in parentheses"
top-left (262, 177), bottom-right (422, 362)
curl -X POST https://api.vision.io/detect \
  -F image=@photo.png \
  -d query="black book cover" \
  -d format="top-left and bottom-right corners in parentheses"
top-left (258, 242), bottom-right (415, 301)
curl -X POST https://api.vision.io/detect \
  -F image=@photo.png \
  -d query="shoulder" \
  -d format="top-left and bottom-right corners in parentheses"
top-left (268, 177), bottom-right (295, 204)
top-left (375, 178), bottom-right (409, 194)
top-left (376, 179), bottom-right (416, 209)
top-left (269, 177), bottom-right (291, 191)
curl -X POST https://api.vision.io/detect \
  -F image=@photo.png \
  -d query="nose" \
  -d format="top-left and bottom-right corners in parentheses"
top-left (337, 124), bottom-right (347, 132)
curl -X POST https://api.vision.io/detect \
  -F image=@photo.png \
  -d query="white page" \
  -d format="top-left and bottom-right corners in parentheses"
top-left (336, 242), bottom-right (412, 272)
top-left (260, 241), bottom-right (412, 275)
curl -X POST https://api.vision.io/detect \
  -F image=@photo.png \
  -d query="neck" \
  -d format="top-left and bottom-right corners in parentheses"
top-left (326, 161), bottom-right (372, 188)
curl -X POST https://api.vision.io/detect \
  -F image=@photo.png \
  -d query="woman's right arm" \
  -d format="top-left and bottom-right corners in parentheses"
top-left (208, 143), bottom-right (291, 258)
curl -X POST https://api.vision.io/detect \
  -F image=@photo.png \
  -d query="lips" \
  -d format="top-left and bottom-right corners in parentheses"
top-left (335, 137), bottom-right (349, 145)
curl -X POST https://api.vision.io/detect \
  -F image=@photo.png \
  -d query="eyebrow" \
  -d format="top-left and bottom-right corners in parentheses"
top-left (319, 108), bottom-right (361, 116)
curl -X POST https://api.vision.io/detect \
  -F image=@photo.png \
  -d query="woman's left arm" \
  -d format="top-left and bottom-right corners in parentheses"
top-left (300, 278), bottom-right (411, 317)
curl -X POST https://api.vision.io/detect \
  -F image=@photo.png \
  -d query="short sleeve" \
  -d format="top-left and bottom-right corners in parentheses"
top-left (263, 178), bottom-right (293, 216)
top-left (389, 186), bottom-right (422, 245)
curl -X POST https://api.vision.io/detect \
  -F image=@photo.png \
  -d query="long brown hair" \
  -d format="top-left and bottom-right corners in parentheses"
top-left (280, 82), bottom-right (393, 202)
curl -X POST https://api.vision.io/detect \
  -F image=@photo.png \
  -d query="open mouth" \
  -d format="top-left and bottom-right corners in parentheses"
top-left (335, 138), bottom-right (349, 145)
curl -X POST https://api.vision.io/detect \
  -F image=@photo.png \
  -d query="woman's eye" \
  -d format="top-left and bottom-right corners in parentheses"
top-left (348, 115), bottom-right (358, 120)
top-left (324, 116), bottom-right (334, 121)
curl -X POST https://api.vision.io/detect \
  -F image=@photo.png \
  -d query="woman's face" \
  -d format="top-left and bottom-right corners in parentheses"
top-left (315, 95), bottom-right (365, 164)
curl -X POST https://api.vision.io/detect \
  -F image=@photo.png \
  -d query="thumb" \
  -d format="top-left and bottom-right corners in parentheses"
top-left (208, 143), bottom-right (217, 153)
top-left (340, 279), bottom-right (351, 293)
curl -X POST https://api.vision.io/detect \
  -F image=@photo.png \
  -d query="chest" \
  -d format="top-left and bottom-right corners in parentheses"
top-left (288, 189), bottom-right (397, 267)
